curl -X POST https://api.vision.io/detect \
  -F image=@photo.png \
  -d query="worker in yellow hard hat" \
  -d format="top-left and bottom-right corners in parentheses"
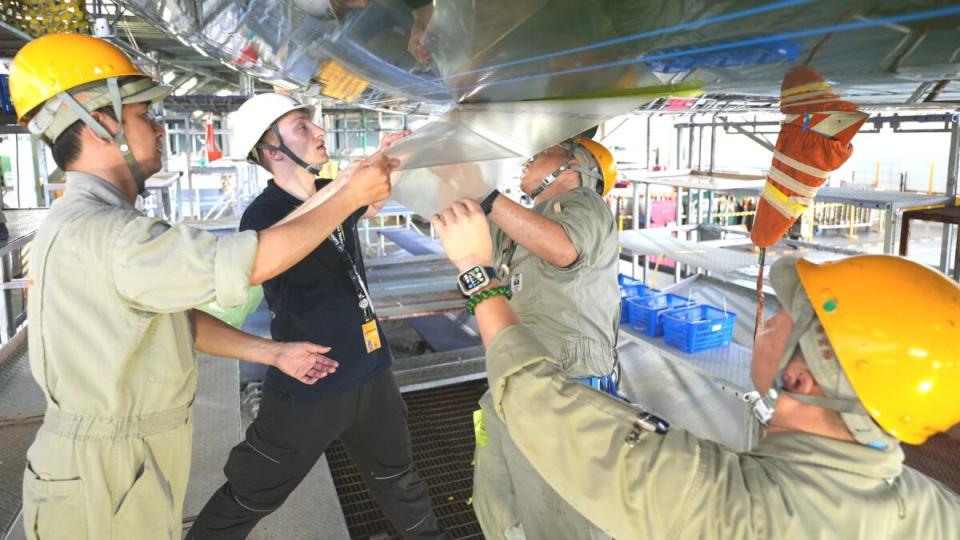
top-left (472, 134), bottom-right (621, 539)
top-left (10, 33), bottom-right (395, 539)
top-left (431, 197), bottom-right (960, 539)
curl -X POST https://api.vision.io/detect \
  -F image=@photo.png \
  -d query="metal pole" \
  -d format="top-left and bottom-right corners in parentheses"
top-left (0, 252), bottom-right (8, 343)
top-left (30, 136), bottom-right (47, 207)
top-left (675, 187), bottom-right (683, 283)
top-left (675, 124), bottom-right (682, 170)
top-left (709, 115), bottom-right (718, 175)
top-left (883, 205), bottom-right (897, 255)
top-left (185, 116), bottom-right (197, 218)
top-left (643, 182), bottom-right (652, 282)
top-left (697, 189), bottom-right (704, 225)
top-left (707, 191), bottom-right (715, 225)
top-left (687, 116), bottom-right (695, 169)
top-left (361, 109), bottom-right (368, 153)
top-left (645, 115), bottom-right (652, 170)
top-left (940, 114), bottom-right (959, 271)
top-left (631, 181), bottom-right (640, 278)
top-left (697, 125), bottom-right (704, 171)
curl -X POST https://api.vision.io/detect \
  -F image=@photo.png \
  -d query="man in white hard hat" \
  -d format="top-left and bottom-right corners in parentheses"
top-left (188, 93), bottom-right (448, 539)
top-left (10, 34), bottom-right (394, 539)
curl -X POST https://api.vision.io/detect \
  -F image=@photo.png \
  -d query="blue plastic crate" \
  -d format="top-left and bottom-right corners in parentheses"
top-left (620, 286), bottom-right (659, 324)
top-left (662, 305), bottom-right (736, 353)
top-left (618, 274), bottom-right (646, 297)
top-left (626, 293), bottom-right (693, 337)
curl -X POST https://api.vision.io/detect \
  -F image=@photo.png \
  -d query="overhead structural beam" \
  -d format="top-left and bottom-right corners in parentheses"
top-left (908, 82), bottom-right (935, 104)
top-left (0, 19), bottom-right (32, 41)
top-left (108, 36), bottom-right (241, 91)
top-left (881, 29), bottom-right (927, 73)
top-left (726, 122), bottom-right (775, 152)
top-left (924, 48), bottom-right (960, 103)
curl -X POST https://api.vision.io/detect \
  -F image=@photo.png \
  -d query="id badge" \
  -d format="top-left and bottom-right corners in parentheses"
top-left (362, 320), bottom-right (381, 353)
top-left (510, 273), bottom-right (523, 294)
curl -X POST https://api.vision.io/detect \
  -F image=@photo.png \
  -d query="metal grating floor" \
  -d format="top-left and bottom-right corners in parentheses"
top-left (326, 379), bottom-right (487, 540)
top-left (903, 433), bottom-right (960, 495)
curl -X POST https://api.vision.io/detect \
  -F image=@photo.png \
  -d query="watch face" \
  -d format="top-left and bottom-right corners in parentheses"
top-left (459, 266), bottom-right (489, 294)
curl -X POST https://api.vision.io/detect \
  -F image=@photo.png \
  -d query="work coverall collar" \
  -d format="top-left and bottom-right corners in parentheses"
top-left (748, 431), bottom-right (904, 480)
top-left (62, 171), bottom-right (137, 211)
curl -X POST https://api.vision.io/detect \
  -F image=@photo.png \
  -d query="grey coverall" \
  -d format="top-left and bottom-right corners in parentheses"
top-left (475, 187), bottom-right (620, 540)
top-left (22, 172), bottom-right (257, 539)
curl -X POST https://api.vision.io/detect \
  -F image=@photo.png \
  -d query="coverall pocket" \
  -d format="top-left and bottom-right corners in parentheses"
top-left (111, 442), bottom-right (175, 539)
top-left (22, 462), bottom-right (86, 540)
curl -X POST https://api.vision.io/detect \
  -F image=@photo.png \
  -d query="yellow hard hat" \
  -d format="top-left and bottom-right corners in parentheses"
top-left (797, 255), bottom-right (960, 445)
top-left (9, 33), bottom-right (146, 123)
top-left (572, 136), bottom-right (617, 196)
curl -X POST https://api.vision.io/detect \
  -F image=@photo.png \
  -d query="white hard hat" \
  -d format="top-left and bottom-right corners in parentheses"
top-left (230, 93), bottom-right (316, 164)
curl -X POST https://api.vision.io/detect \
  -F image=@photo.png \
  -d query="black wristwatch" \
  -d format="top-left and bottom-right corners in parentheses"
top-left (457, 265), bottom-right (498, 297)
top-left (479, 189), bottom-right (501, 215)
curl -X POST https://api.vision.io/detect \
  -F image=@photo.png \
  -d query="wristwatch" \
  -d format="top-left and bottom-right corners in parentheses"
top-left (457, 265), bottom-right (498, 297)
top-left (479, 189), bottom-right (501, 215)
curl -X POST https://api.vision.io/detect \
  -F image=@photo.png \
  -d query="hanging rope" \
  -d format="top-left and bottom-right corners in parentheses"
top-left (754, 248), bottom-right (767, 341)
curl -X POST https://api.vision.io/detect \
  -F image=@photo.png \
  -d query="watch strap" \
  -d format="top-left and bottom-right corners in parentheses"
top-left (480, 189), bottom-right (501, 215)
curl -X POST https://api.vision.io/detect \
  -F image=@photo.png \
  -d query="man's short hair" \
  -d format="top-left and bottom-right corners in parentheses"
top-left (254, 130), bottom-right (276, 174)
top-left (50, 107), bottom-right (116, 170)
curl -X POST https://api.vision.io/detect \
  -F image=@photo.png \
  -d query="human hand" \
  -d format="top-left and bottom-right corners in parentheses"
top-left (432, 199), bottom-right (494, 272)
top-left (407, 4), bottom-right (433, 65)
top-left (377, 129), bottom-right (411, 153)
top-left (330, 160), bottom-right (359, 191)
top-left (408, 30), bottom-right (431, 65)
top-left (273, 342), bottom-right (338, 384)
top-left (340, 152), bottom-right (399, 210)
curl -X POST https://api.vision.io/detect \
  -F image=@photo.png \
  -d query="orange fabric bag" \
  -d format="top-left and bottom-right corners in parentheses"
top-left (750, 66), bottom-right (867, 248)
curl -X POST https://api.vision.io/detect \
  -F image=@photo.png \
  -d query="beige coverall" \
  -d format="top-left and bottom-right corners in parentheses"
top-left (475, 187), bottom-right (620, 540)
top-left (486, 325), bottom-right (960, 539)
top-left (22, 172), bottom-right (257, 539)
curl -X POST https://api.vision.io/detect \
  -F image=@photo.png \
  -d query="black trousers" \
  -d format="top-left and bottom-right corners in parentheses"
top-left (187, 368), bottom-right (448, 539)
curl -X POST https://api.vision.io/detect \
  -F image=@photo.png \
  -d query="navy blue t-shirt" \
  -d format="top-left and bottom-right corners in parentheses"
top-left (240, 179), bottom-right (392, 401)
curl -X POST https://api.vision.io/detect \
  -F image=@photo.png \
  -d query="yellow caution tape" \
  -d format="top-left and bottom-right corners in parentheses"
top-left (761, 181), bottom-right (809, 219)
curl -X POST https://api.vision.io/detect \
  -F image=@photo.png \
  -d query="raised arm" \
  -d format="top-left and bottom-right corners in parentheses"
top-left (250, 153), bottom-right (397, 285)
top-left (487, 194), bottom-right (578, 268)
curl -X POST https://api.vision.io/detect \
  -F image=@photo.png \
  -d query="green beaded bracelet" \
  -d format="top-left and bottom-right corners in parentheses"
top-left (465, 286), bottom-right (513, 315)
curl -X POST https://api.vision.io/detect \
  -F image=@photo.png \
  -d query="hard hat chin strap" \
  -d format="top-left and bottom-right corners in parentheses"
top-left (529, 164), bottom-right (571, 199)
top-left (568, 144), bottom-right (604, 195)
top-left (750, 300), bottom-right (893, 450)
top-left (256, 123), bottom-right (320, 175)
top-left (59, 77), bottom-right (148, 195)
top-left (528, 141), bottom-right (604, 199)
top-left (751, 306), bottom-right (814, 426)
